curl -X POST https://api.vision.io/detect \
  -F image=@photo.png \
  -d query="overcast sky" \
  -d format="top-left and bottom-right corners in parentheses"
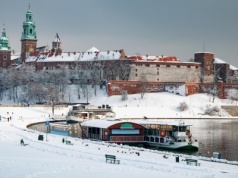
top-left (1, 0), bottom-right (238, 66)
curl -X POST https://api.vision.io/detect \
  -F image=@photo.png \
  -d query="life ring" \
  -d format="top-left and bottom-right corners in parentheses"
top-left (160, 130), bottom-right (166, 137)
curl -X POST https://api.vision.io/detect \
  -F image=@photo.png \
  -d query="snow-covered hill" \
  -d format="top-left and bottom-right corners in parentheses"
top-left (0, 85), bottom-right (235, 118)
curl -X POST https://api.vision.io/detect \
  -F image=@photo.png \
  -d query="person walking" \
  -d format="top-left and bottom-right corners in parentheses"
top-left (7, 117), bottom-right (9, 122)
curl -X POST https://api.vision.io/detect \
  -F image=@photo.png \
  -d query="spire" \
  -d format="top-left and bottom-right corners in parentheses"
top-left (21, 4), bottom-right (37, 40)
top-left (2, 23), bottom-right (6, 37)
top-left (0, 24), bottom-right (11, 50)
top-left (55, 33), bottom-right (60, 42)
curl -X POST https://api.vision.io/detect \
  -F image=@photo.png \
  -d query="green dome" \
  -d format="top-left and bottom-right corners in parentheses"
top-left (0, 27), bottom-right (11, 50)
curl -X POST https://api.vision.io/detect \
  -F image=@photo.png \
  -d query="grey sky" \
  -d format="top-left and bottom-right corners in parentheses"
top-left (1, 0), bottom-right (238, 66)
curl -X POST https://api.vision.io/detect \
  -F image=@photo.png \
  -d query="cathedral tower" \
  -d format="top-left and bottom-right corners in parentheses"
top-left (52, 33), bottom-right (62, 54)
top-left (21, 4), bottom-right (37, 63)
top-left (0, 25), bottom-right (11, 68)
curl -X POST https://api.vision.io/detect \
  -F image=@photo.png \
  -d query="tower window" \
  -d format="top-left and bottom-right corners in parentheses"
top-left (3, 55), bottom-right (7, 60)
top-left (30, 29), bottom-right (32, 34)
top-left (3, 62), bottom-right (6, 66)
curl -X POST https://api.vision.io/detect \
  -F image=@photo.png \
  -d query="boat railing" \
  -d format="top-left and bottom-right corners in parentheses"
top-left (110, 136), bottom-right (144, 142)
top-left (88, 133), bottom-right (100, 140)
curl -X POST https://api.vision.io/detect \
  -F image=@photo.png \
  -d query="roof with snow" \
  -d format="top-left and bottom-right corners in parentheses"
top-left (87, 47), bottom-right (99, 52)
top-left (214, 58), bottom-right (238, 70)
top-left (80, 119), bottom-right (192, 128)
top-left (81, 119), bottom-right (124, 128)
top-left (25, 48), bottom-right (124, 63)
top-left (230, 65), bottom-right (238, 70)
top-left (214, 58), bottom-right (226, 64)
top-left (127, 55), bottom-right (180, 62)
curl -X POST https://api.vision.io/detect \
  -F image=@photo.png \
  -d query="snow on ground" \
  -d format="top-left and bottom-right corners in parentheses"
top-left (1, 118), bottom-right (238, 178)
top-left (0, 91), bottom-right (238, 177)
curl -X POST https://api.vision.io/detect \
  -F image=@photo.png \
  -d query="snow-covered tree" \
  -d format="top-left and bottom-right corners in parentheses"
top-left (227, 88), bottom-right (238, 104)
top-left (45, 85), bottom-right (62, 115)
top-left (139, 75), bottom-right (148, 99)
top-left (120, 90), bottom-right (128, 101)
top-left (118, 59), bottom-right (131, 80)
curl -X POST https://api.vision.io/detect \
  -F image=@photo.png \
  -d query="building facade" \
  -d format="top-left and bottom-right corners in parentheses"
top-left (128, 60), bottom-right (201, 83)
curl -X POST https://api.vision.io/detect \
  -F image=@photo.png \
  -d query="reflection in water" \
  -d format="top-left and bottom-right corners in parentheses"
top-left (28, 122), bottom-right (82, 138)
top-left (28, 119), bottom-right (238, 161)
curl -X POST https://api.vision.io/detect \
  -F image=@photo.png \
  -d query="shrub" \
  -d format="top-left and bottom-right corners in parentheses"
top-left (204, 105), bottom-right (220, 116)
top-left (120, 90), bottom-right (128, 101)
top-left (177, 101), bottom-right (188, 111)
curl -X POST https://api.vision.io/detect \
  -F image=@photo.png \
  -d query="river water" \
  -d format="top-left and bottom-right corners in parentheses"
top-left (28, 118), bottom-right (238, 161)
top-left (180, 118), bottom-right (238, 161)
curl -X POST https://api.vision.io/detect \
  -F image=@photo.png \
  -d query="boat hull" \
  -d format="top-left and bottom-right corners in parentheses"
top-left (148, 141), bottom-right (199, 150)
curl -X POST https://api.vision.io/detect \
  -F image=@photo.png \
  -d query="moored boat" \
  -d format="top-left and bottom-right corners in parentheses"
top-left (132, 119), bottom-right (199, 150)
top-left (80, 118), bottom-right (198, 150)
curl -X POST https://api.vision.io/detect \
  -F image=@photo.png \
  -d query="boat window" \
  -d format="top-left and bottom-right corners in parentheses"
top-left (160, 138), bottom-right (164, 143)
top-left (179, 126), bottom-right (187, 132)
top-left (151, 137), bottom-right (155, 142)
top-left (166, 125), bottom-right (173, 130)
top-left (155, 137), bottom-right (159, 142)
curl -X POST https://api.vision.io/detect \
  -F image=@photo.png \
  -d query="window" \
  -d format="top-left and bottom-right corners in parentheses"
top-left (135, 69), bottom-right (138, 72)
top-left (166, 65), bottom-right (170, 68)
top-left (177, 65), bottom-right (180, 68)
top-left (187, 66), bottom-right (191, 68)
top-left (145, 64), bottom-right (150, 67)
top-left (156, 64), bottom-right (160, 67)
top-left (3, 55), bottom-right (7, 60)
top-left (3, 62), bottom-right (6, 66)
top-left (135, 74), bottom-right (137, 77)
top-left (157, 72), bottom-right (159, 75)
top-left (30, 29), bottom-right (32, 34)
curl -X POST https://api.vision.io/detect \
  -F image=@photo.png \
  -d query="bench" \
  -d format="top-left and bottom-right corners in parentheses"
top-left (105, 154), bottom-right (120, 164)
top-left (20, 139), bottom-right (29, 146)
top-left (65, 140), bottom-right (73, 145)
top-left (185, 159), bottom-right (200, 166)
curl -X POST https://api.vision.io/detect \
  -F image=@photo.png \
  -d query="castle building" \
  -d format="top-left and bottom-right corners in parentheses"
top-left (0, 25), bottom-right (11, 68)
top-left (127, 55), bottom-right (201, 83)
top-left (194, 52), bottom-right (238, 83)
top-left (21, 5), bottom-right (37, 63)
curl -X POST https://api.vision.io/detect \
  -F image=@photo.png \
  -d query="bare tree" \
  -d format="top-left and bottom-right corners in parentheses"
top-left (198, 68), bottom-right (205, 83)
top-left (118, 59), bottom-right (131, 80)
top-left (227, 88), bottom-right (238, 104)
top-left (139, 75), bottom-right (148, 99)
top-left (209, 67), bottom-right (222, 103)
top-left (120, 90), bottom-right (128, 101)
top-left (0, 68), bottom-right (7, 100)
top-left (45, 85), bottom-right (62, 115)
top-left (32, 83), bottom-right (46, 103)
top-left (227, 70), bottom-right (238, 83)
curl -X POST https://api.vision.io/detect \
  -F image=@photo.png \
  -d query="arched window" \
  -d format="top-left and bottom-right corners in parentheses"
top-left (30, 29), bottom-right (32, 34)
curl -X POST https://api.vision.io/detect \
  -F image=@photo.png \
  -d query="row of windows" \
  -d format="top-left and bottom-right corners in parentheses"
top-left (135, 65), bottom-right (198, 68)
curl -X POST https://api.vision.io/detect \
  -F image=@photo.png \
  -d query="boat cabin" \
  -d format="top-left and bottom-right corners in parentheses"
top-left (132, 120), bottom-right (191, 145)
top-left (80, 119), bottom-right (145, 144)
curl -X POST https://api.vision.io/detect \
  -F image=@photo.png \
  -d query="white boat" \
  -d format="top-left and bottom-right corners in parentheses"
top-left (132, 119), bottom-right (199, 150)
top-left (80, 118), bottom-right (198, 150)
